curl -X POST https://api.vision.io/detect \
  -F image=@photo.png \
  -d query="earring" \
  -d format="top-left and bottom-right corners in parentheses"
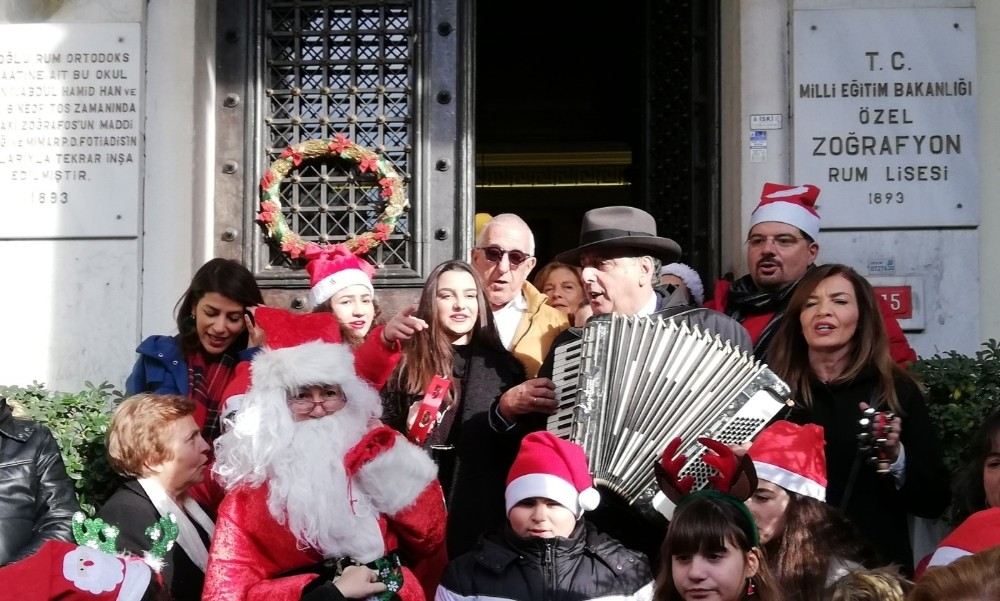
top-left (745, 577), bottom-right (756, 597)
top-left (182, 314), bottom-right (196, 332)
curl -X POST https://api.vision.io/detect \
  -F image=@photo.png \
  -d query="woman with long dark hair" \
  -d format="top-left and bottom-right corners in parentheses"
top-left (126, 258), bottom-right (264, 442)
top-left (382, 260), bottom-right (528, 558)
top-left (745, 421), bottom-right (869, 600)
top-left (767, 263), bottom-right (949, 572)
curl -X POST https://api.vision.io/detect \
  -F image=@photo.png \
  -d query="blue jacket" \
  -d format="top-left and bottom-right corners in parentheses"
top-left (125, 335), bottom-right (258, 396)
top-left (126, 335), bottom-right (189, 396)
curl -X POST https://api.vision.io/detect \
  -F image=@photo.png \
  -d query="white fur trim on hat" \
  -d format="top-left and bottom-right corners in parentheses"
top-left (506, 473), bottom-right (597, 517)
top-left (248, 340), bottom-right (381, 417)
top-left (310, 268), bottom-right (374, 306)
top-left (753, 461), bottom-right (826, 502)
top-left (927, 546), bottom-right (971, 568)
top-left (658, 263), bottom-right (705, 305)
top-left (749, 202), bottom-right (821, 240)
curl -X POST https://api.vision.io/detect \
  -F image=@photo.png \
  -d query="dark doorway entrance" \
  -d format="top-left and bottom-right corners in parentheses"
top-left (474, 1), bottom-right (720, 280)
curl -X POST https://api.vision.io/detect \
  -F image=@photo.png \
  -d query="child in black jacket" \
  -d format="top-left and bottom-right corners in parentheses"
top-left (435, 432), bottom-right (653, 601)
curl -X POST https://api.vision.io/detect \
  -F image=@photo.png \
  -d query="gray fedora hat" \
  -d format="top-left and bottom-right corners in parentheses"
top-left (554, 206), bottom-right (682, 265)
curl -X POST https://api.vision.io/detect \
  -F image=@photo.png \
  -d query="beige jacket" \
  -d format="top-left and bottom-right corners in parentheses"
top-left (509, 282), bottom-right (570, 378)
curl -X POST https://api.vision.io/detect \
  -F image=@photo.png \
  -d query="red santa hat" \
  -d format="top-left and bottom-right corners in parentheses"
top-left (245, 307), bottom-right (381, 416)
top-left (749, 421), bottom-right (827, 502)
top-left (927, 508), bottom-right (1000, 568)
top-left (505, 432), bottom-right (601, 517)
top-left (0, 540), bottom-right (154, 601)
top-left (749, 182), bottom-right (821, 240)
top-left (307, 253), bottom-right (375, 306)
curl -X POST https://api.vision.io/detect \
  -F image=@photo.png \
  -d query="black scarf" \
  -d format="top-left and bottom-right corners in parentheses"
top-left (726, 274), bottom-right (800, 319)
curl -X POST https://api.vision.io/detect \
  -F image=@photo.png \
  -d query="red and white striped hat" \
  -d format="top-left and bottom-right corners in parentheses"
top-left (749, 421), bottom-right (827, 502)
top-left (927, 508), bottom-right (1000, 568)
top-left (505, 432), bottom-right (601, 517)
top-left (749, 183), bottom-right (821, 240)
top-left (307, 253), bottom-right (375, 306)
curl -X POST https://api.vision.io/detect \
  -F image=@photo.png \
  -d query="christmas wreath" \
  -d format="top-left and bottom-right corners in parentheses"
top-left (256, 134), bottom-right (408, 260)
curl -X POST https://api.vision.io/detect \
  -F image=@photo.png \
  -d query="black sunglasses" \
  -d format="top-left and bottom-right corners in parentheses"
top-left (476, 246), bottom-right (532, 267)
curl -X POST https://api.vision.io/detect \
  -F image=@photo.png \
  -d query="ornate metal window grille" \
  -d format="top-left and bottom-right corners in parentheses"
top-left (257, 1), bottom-right (415, 278)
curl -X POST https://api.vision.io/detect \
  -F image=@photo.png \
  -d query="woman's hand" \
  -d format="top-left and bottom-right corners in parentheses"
top-left (332, 565), bottom-right (386, 599)
top-left (859, 402), bottom-right (902, 461)
top-left (245, 307), bottom-right (266, 347)
top-left (382, 305), bottom-right (428, 345)
top-left (498, 378), bottom-right (557, 421)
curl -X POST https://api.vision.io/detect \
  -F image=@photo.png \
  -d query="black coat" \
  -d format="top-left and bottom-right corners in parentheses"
top-left (437, 521), bottom-right (652, 601)
top-left (786, 372), bottom-right (950, 572)
top-left (98, 480), bottom-right (211, 601)
top-left (0, 398), bottom-right (79, 566)
top-left (382, 342), bottom-right (526, 558)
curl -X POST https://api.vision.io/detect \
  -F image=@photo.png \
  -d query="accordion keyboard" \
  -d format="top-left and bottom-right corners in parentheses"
top-left (547, 336), bottom-right (584, 439)
top-left (545, 314), bottom-right (791, 504)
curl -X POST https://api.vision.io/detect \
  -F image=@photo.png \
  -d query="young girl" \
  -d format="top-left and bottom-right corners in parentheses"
top-left (307, 248), bottom-right (427, 388)
top-left (382, 260), bottom-right (527, 558)
top-left (654, 438), bottom-right (781, 601)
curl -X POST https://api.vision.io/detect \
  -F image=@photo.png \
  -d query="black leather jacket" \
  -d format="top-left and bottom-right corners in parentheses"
top-left (0, 397), bottom-right (79, 565)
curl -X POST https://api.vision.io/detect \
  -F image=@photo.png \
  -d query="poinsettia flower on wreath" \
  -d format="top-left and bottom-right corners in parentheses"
top-left (329, 133), bottom-right (351, 154)
top-left (353, 237), bottom-right (372, 255)
top-left (260, 170), bottom-right (275, 191)
top-left (281, 235), bottom-right (305, 259)
top-left (378, 178), bottom-right (395, 199)
top-left (280, 146), bottom-right (304, 167)
top-left (373, 222), bottom-right (392, 241)
top-left (358, 155), bottom-right (379, 174)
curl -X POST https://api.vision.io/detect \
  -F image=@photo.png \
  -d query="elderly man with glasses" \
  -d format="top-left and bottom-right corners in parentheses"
top-left (705, 182), bottom-right (915, 364)
top-left (471, 214), bottom-right (569, 421)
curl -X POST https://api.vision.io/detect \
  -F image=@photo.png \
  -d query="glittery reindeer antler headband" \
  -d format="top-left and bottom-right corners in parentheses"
top-left (654, 437), bottom-right (761, 545)
top-left (71, 511), bottom-right (180, 572)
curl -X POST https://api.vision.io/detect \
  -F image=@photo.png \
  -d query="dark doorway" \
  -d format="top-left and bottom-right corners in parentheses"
top-left (474, 1), bottom-right (720, 280)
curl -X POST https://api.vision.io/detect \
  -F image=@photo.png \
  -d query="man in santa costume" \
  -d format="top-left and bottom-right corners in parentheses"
top-left (202, 317), bottom-right (447, 601)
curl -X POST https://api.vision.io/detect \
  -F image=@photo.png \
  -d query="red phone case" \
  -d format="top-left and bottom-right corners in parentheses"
top-left (408, 375), bottom-right (451, 444)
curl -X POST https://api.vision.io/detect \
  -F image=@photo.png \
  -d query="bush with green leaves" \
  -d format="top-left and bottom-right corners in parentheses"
top-left (1, 381), bottom-right (122, 513)
top-left (911, 340), bottom-right (1000, 522)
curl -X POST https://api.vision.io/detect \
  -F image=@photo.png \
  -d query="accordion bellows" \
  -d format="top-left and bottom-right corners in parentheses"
top-left (549, 314), bottom-right (792, 504)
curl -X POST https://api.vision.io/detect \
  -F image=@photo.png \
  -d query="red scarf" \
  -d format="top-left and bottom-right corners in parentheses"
top-left (186, 351), bottom-right (236, 441)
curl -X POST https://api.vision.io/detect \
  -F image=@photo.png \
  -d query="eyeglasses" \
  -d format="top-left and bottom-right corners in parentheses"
top-left (746, 234), bottom-right (806, 249)
top-left (476, 246), bottom-right (532, 267)
top-left (286, 389), bottom-right (345, 414)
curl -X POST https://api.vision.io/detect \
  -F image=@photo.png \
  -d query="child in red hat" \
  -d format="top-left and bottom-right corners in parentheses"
top-left (436, 432), bottom-right (653, 601)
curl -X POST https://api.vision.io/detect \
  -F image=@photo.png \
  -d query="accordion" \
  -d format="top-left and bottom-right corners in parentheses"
top-left (548, 313), bottom-right (791, 505)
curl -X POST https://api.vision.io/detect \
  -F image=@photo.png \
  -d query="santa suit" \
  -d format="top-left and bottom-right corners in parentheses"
top-left (203, 425), bottom-right (447, 601)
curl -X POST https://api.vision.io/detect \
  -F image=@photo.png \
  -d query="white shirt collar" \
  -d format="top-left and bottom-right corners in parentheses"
top-left (636, 289), bottom-right (658, 316)
top-left (493, 291), bottom-right (528, 349)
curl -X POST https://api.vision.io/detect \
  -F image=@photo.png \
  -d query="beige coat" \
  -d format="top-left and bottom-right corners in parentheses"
top-left (509, 282), bottom-right (570, 378)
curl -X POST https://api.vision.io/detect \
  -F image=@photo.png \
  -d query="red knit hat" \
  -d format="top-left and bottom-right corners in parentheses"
top-left (505, 432), bottom-right (601, 517)
top-left (0, 540), bottom-right (154, 601)
top-left (749, 182), bottom-right (821, 240)
top-left (307, 253), bottom-right (376, 306)
top-left (749, 421), bottom-right (827, 502)
top-left (927, 508), bottom-right (1000, 567)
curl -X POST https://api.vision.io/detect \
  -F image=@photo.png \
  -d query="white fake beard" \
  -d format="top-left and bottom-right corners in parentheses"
top-left (264, 407), bottom-right (386, 561)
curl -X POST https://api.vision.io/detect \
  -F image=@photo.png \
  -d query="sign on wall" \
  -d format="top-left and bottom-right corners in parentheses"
top-left (792, 9), bottom-right (978, 228)
top-left (0, 23), bottom-right (141, 238)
